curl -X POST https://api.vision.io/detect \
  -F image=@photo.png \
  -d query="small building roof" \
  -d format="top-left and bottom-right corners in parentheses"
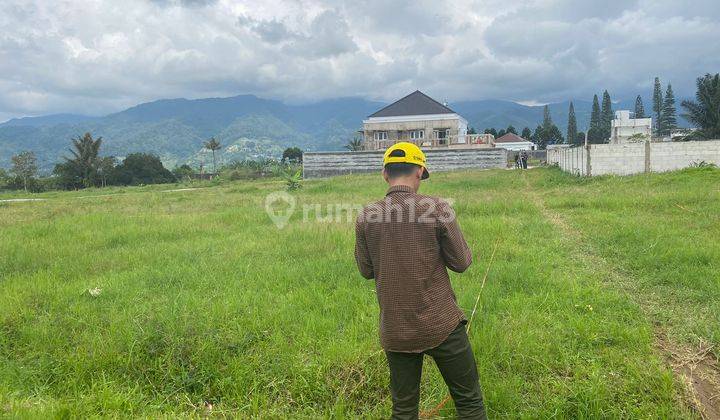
top-left (494, 133), bottom-right (531, 143)
top-left (369, 90), bottom-right (456, 118)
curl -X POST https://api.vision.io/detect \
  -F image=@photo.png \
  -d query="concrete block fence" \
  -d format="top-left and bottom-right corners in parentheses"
top-left (303, 148), bottom-right (508, 179)
top-left (547, 140), bottom-right (720, 176)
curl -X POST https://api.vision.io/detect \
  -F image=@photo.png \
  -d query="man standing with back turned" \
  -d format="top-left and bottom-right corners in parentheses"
top-left (354, 142), bottom-right (487, 419)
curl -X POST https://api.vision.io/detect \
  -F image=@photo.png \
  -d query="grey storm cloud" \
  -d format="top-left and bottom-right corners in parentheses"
top-left (0, 0), bottom-right (719, 120)
top-left (241, 18), bottom-right (295, 44)
top-left (239, 10), bottom-right (357, 57)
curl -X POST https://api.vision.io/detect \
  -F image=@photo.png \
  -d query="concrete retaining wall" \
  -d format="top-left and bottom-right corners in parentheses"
top-left (303, 148), bottom-right (507, 178)
top-left (547, 140), bottom-right (720, 176)
top-left (590, 143), bottom-right (647, 176)
top-left (650, 141), bottom-right (720, 172)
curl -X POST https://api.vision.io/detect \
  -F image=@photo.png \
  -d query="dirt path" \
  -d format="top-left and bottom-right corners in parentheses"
top-left (0, 198), bottom-right (46, 203)
top-left (520, 172), bottom-right (720, 419)
top-left (658, 333), bottom-right (720, 419)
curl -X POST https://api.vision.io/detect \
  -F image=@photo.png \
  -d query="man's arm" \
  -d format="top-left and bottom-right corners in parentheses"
top-left (437, 200), bottom-right (473, 273)
top-left (354, 215), bottom-right (375, 279)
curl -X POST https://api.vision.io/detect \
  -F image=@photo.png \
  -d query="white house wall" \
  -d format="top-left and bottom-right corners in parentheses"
top-left (362, 114), bottom-right (466, 149)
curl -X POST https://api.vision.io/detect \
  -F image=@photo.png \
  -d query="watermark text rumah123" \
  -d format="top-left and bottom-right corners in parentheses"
top-left (264, 191), bottom-right (455, 229)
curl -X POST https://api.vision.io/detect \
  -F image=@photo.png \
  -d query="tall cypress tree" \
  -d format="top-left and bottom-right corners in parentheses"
top-left (601, 90), bottom-right (613, 142)
top-left (567, 102), bottom-right (577, 145)
top-left (653, 77), bottom-right (663, 132)
top-left (634, 95), bottom-right (645, 118)
top-left (542, 105), bottom-right (553, 129)
top-left (536, 105), bottom-right (552, 148)
top-left (588, 94), bottom-right (602, 143)
top-left (531, 125), bottom-right (542, 142)
top-left (660, 84), bottom-right (677, 135)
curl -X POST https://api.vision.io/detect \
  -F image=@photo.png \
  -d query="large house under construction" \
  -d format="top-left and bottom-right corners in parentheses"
top-left (361, 91), bottom-right (490, 150)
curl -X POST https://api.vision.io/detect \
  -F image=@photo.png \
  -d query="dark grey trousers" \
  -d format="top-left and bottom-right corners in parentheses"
top-left (385, 322), bottom-right (487, 420)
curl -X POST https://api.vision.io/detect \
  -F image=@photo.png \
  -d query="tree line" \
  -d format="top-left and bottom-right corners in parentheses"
top-left (0, 133), bottom-right (177, 192)
top-left (479, 73), bottom-right (720, 148)
top-left (0, 133), bottom-right (306, 193)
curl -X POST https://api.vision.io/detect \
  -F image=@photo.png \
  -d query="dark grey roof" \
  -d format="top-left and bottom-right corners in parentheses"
top-left (369, 90), bottom-right (456, 118)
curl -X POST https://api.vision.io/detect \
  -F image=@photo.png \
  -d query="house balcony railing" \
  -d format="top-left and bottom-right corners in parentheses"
top-left (364, 134), bottom-right (493, 151)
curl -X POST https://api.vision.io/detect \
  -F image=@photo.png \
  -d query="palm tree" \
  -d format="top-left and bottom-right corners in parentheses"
top-left (345, 137), bottom-right (363, 151)
top-left (203, 137), bottom-right (222, 174)
top-left (681, 73), bottom-right (720, 140)
top-left (67, 132), bottom-right (103, 188)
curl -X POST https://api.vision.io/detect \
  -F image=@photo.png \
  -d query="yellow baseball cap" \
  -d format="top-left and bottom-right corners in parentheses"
top-left (383, 142), bottom-right (429, 179)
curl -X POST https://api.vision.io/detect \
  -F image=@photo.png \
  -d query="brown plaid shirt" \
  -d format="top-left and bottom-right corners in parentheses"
top-left (354, 184), bottom-right (473, 352)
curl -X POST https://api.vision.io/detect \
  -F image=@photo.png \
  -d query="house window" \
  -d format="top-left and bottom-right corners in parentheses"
top-left (410, 130), bottom-right (424, 140)
top-left (374, 131), bottom-right (388, 141)
top-left (434, 129), bottom-right (449, 145)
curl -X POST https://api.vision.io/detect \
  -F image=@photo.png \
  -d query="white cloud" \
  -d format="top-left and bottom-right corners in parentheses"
top-left (0, 0), bottom-right (718, 119)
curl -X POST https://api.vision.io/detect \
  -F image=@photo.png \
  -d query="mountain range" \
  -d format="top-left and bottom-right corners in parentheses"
top-left (0, 94), bottom-right (687, 172)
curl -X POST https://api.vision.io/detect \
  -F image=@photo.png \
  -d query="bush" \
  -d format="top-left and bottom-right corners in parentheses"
top-left (282, 147), bottom-right (303, 163)
top-left (276, 166), bottom-right (302, 191)
top-left (690, 160), bottom-right (717, 168)
top-left (53, 161), bottom-right (84, 190)
top-left (0, 168), bottom-right (8, 190)
top-left (5, 175), bottom-right (47, 193)
top-left (109, 153), bottom-right (176, 186)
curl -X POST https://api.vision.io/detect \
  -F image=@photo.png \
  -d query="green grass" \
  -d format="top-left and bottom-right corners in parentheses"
top-left (1, 167), bottom-right (718, 418)
top-left (539, 167), bottom-right (720, 348)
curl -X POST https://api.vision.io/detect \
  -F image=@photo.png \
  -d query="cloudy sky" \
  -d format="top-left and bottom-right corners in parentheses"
top-left (1, 0), bottom-right (719, 121)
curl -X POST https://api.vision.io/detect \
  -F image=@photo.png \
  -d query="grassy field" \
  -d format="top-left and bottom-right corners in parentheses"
top-left (1, 166), bottom-right (718, 418)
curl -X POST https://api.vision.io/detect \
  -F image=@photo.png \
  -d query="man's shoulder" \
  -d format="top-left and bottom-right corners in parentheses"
top-left (356, 193), bottom-right (453, 224)
top-left (359, 193), bottom-right (443, 208)
top-left (412, 193), bottom-right (443, 203)
top-left (408, 193), bottom-right (454, 212)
